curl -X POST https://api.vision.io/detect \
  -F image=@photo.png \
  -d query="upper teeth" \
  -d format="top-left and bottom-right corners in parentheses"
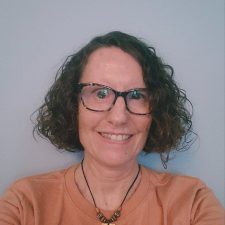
top-left (101, 133), bottom-right (130, 141)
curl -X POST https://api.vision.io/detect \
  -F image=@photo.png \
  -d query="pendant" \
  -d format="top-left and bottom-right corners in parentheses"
top-left (101, 223), bottom-right (115, 225)
top-left (97, 209), bottom-right (120, 224)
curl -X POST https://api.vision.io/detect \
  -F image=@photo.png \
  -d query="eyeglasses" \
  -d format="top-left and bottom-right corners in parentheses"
top-left (76, 83), bottom-right (152, 115)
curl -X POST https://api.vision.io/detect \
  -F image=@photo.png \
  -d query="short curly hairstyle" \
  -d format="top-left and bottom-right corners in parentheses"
top-left (34, 31), bottom-right (194, 157)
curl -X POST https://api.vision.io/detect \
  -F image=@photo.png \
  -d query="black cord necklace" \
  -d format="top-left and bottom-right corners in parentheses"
top-left (81, 159), bottom-right (141, 225)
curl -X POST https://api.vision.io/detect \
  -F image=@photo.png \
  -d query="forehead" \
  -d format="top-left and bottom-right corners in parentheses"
top-left (80, 47), bottom-right (145, 89)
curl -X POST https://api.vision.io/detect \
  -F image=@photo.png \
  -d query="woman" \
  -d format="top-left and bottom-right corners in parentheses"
top-left (0, 31), bottom-right (224, 224)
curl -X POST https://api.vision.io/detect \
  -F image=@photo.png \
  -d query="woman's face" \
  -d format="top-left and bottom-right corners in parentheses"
top-left (78, 47), bottom-right (152, 167)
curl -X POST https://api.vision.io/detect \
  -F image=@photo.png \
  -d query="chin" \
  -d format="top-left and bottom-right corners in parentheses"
top-left (95, 147), bottom-right (139, 167)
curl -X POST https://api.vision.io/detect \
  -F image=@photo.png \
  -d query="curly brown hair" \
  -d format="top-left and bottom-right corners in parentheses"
top-left (34, 31), bottom-right (194, 157)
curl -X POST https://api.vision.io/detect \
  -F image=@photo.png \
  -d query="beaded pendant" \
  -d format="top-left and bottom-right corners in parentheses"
top-left (101, 223), bottom-right (115, 225)
top-left (81, 160), bottom-right (141, 225)
top-left (97, 208), bottom-right (121, 224)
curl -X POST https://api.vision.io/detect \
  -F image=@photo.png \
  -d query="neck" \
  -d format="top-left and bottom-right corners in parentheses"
top-left (75, 155), bottom-right (141, 211)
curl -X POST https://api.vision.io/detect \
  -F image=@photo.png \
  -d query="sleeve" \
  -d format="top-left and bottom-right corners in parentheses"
top-left (0, 187), bottom-right (22, 225)
top-left (190, 183), bottom-right (225, 225)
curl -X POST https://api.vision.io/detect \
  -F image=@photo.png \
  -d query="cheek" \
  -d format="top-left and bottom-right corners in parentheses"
top-left (77, 106), bottom-right (83, 133)
top-left (140, 116), bottom-right (152, 130)
top-left (77, 106), bottom-right (89, 143)
top-left (77, 106), bottom-right (101, 138)
top-left (146, 118), bottom-right (152, 132)
top-left (78, 112), bottom-right (91, 149)
top-left (138, 117), bottom-right (152, 140)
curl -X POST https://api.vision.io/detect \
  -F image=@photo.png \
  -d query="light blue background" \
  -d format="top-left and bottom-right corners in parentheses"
top-left (0, 0), bottom-right (224, 206)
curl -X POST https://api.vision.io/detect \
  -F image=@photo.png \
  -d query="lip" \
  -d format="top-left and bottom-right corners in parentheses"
top-left (99, 132), bottom-right (132, 142)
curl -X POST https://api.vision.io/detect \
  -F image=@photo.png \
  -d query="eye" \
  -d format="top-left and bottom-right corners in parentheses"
top-left (95, 88), bottom-right (110, 99)
top-left (129, 90), bottom-right (145, 100)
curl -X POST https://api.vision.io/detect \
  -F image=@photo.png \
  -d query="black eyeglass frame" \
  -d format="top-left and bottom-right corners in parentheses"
top-left (76, 83), bottom-right (152, 115)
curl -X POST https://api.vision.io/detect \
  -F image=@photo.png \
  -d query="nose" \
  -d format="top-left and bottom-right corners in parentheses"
top-left (106, 96), bottom-right (129, 125)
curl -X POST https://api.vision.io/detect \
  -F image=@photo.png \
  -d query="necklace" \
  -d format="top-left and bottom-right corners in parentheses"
top-left (81, 160), bottom-right (140, 225)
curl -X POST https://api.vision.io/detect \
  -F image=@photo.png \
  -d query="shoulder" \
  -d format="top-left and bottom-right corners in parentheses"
top-left (142, 165), bottom-right (205, 189)
top-left (0, 165), bottom-right (79, 223)
top-left (142, 166), bottom-right (224, 210)
top-left (3, 165), bottom-right (76, 199)
top-left (142, 166), bottom-right (214, 205)
top-left (140, 166), bottom-right (224, 223)
top-left (13, 168), bottom-right (66, 187)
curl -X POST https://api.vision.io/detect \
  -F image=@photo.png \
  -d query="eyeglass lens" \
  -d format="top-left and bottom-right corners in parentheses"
top-left (79, 84), bottom-right (151, 115)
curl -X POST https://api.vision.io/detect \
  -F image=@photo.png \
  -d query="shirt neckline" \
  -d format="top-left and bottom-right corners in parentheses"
top-left (64, 163), bottom-right (153, 220)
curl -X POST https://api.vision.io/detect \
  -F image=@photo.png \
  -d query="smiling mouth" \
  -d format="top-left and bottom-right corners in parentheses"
top-left (100, 132), bottom-right (132, 141)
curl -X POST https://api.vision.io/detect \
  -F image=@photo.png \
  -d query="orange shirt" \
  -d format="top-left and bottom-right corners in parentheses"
top-left (0, 164), bottom-right (224, 225)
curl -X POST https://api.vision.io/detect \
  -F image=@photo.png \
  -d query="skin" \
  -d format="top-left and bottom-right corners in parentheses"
top-left (75, 47), bottom-right (152, 210)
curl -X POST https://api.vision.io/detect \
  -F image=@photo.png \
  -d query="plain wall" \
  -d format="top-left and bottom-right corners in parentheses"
top-left (0, 0), bottom-right (224, 206)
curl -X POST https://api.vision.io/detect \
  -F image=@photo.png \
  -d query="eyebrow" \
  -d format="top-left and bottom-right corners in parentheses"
top-left (79, 82), bottom-right (147, 92)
